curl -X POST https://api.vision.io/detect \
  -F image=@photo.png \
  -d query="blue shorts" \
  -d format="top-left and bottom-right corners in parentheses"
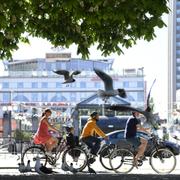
top-left (126, 137), bottom-right (141, 149)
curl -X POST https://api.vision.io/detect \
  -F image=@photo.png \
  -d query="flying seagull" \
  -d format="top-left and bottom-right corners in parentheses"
top-left (105, 79), bottom-right (159, 129)
top-left (94, 68), bottom-right (126, 101)
top-left (53, 70), bottom-right (81, 84)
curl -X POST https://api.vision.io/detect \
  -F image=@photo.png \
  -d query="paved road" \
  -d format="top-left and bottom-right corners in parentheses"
top-left (0, 152), bottom-right (180, 175)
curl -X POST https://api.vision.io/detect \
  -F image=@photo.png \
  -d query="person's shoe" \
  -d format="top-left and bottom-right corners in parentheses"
top-left (139, 155), bottom-right (148, 161)
top-left (88, 157), bottom-right (96, 164)
top-left (61, 163), bottom-right (69, 171)
top-left (91, 151), bottom-right (98, 157)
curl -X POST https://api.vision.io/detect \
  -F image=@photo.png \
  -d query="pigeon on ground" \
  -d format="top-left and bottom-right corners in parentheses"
top-left (53, 70), bottom-right (81, 84)
top-left (25, 160), bottom-right (32, 172)
top-left (34, 156), bottom-right (57, 175)
top-left (39, 165), bottom-right (58, 174)
top-left (69, 163), bottom-right (78, 174)
top-left (34, 157), bottom-right (44, 175)
top-left (18, 160), bottom-right (32, 173)
top-left (94, 68), bottom-right (126, 101)
top-left (18, 162), bottom-right (26, 173)
top-left (61, 162), bottom-right (78, 174)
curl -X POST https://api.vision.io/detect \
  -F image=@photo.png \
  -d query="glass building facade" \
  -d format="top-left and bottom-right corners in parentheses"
top-left (168, 0), bottom-right (180, 119)
top-left (0, 53), bottom-right (146, 137)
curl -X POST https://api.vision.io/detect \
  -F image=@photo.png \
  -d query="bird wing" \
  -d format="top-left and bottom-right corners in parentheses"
top-left (106, 104), bottom-right (158, 130)
top-left (106, 104), bottom-right (144, 114)
top-left (146, 78), bottom-right (156, 110)
top-left (53, 70), bottom-right (70, 80)
top-left (94, 68), bottom-right (113, 91)
top-left (71, 70), bottom-right (81, 76)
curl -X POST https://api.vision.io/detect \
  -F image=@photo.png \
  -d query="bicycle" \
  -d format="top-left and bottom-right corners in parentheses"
top-left (74, 139), bottom-right (116, 171)
top-left (22, 134), bottom-right (88, 172)
top-left (109, 133), bottom-right (177, 174)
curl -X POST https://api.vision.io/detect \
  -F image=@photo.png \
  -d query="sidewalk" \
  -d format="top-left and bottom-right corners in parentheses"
top-left (0, 153), bottom-right (180, 175)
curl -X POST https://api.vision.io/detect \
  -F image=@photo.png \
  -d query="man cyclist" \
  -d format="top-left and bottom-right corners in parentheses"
top-left (80, 111), bottom-right (108, 156)
top-left (124, 111), bottom-right (150, 168)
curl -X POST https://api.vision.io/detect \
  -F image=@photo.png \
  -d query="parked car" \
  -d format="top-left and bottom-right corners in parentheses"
top-left (80, 115), bottom-right (130, 133)
top-left (104, 130), bottom-right (180, 156)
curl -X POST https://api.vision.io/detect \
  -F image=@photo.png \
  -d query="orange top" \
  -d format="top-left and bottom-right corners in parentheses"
top-left (80, 118), bottom-right (106, 138)
top-left (33, 120), bottom-right (51, 145)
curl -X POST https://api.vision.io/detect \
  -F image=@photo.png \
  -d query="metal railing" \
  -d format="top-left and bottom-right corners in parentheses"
top-left (0, 137), bottom-right (31, 169)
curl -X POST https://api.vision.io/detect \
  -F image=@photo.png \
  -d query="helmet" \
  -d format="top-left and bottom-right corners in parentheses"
top-left (90, 111), bottom-right (99, 118)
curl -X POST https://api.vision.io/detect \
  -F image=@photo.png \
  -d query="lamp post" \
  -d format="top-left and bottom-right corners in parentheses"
top-left (31, 107), bottom-right (38, 133)
top-left (2, 105), bottom-right (12, 139)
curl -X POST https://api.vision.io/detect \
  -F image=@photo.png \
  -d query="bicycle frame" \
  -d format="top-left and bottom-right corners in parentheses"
top-left (47, 137), bottom-right (67, 164)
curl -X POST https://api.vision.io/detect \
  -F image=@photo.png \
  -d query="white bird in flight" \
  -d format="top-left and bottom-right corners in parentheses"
top-left (94, 68), bottom-right (127, 101)
top-left (53, 70), bottom-right (81, 84)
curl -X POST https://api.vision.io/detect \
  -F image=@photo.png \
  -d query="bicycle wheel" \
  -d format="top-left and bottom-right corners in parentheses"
top-left (62, 146), bottom-right (88, 172)
top-left (22, 146), bottom-right (47, 168)
top-left (99, 144), bottom-right (115, 170)
top-left (109, 148), bottom-right (134, 174)
top-left (150, 148), bottom-right (176, 174)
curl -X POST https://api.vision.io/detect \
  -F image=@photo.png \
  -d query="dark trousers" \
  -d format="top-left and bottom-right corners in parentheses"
top-left (82, 136), bottom-right (101, 155)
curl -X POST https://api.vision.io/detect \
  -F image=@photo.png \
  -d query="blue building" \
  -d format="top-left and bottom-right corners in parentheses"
top-left (0, 53), bottom-right (146, 136)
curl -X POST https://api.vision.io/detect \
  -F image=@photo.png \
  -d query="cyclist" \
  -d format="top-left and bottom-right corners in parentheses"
top-left (80, 111), bottom-right (108, 156)
top-left (33, 108), bottom-right (60, 156)
top-left (124, 111), bottom-right (150, 168)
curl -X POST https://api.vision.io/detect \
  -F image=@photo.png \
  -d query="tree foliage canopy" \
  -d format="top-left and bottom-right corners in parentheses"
top-left (0, 0), bottom-right (169, 60)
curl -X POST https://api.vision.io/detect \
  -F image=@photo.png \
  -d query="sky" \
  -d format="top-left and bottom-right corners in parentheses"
top-left (0, 15), bottom-right (168, 118)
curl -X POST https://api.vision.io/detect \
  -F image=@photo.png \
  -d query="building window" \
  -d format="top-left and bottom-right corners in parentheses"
top-left (177, 58), bottom-right (180, 63)
top-left (123, 81), bottom-right (129, 88)
top-left (177, 50), bottom-right (180, 55)
top-left (56, 82), bottom-right (62, 88)
top-left (41, 82), bottom-right (48, 88)
top-left (2, 82), bottom-right (9, 88)
top-left (80, 82), bottom-right (86, 88)
top-left (32, 82), bottom-right (38, 88)
top-left (3, 93), bottom-right (10, 102)
top-left (41, 93), bottom-right (48, 102)
top-left (129, 82), bottom-right (137, 88)
top-left (137, 81), bottom-right (144, 88)
top-left (61, 62), bottom-right (66, 69)
top-left (177, 42), bottom-right (180, 46)
top-left (70, 92), bottom-right (76, 102)
top-left (70, 82), bottom-right (76, 88)
top-left (17, 82), bottom-right (24, 88)
top-left (127, 92), bottom-right (136, 101)
top-left (31, 93), bottom-right (38, 102)
top-left (95, 82), bottom-right (101, 88)
top-left (137, 92), bottom-right (144, 101)
top-left (177, 26), bottom-right (180, 31)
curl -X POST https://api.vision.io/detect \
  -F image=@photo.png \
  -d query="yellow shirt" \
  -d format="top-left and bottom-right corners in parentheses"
top-left (80, 118), bottom-right (106, 138)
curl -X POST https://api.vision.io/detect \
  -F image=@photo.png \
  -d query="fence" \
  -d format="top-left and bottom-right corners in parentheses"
top-left (0, 136), bottom-right (31, 169)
